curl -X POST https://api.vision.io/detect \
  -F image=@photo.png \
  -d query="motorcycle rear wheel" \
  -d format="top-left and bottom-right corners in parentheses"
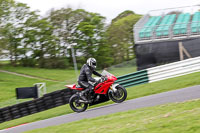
top-left (69, 94), bottom-right (88, 112)
top-left (109, 85), bottom-right (127, 103)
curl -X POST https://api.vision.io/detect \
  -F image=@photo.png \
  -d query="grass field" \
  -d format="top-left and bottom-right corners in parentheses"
top-left (0, 72), bottom-right (68, 107)
top-left (0, 71), bottom-right (200, 129)
top-left (107, 65), bottom-right (137, 77)
top-left (0, 64), bottom-right (137, 107)
top-left (0, 72), bottom-right (54, 103)
top-left (26, 99), bottom-right (200, 133)
top-left (0, 64), bottom-right (137, 82)
top-left (0, 66), bottom-right (78, 82)
top-left (0, 60), bottom-right (9, 65)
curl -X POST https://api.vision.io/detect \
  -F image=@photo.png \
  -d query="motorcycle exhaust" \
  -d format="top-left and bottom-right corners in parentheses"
top-left (79, 100), bottom-right (89, 103)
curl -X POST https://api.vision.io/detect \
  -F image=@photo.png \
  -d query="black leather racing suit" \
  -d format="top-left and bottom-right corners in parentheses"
top-left (78, 64), bottom-right (102, 92)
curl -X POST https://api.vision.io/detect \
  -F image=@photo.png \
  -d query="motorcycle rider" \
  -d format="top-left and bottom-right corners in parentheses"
top-left (78, 58), bottom-right (103, 102)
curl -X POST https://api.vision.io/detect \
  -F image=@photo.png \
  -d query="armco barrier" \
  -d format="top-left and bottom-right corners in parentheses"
top-left (147, 56), bottom-right (200, 83)
top-left (115, 69), bottom-right (149, 87)
top-left (115, 56), bottom-right (200, 87)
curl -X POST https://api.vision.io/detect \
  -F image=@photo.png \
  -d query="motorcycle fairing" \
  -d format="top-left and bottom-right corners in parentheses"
top-left (94, 81), bottom-right (113, 94)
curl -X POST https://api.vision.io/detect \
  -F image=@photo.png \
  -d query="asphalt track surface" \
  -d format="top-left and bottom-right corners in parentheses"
top-left (1, 85), bottom-right (200, 133)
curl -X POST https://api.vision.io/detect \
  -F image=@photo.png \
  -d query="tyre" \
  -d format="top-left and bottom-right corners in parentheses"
top-left (108, 85), bottom-right (127, 103)
top-left (69, 94), bottom-right (88, 113)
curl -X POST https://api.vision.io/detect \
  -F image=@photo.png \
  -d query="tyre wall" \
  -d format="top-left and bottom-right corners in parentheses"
top-left (0, 88), bottom-right (76, 124)
top-left (0, 88), bottom-right (110, 124)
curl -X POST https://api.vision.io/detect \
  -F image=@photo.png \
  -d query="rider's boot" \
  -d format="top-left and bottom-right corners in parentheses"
top-left (79, 89), bottom-right (89, 102)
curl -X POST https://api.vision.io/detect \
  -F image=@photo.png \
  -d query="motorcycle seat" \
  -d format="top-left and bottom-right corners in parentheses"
top-left (76, 85), bottom-right (82, 88)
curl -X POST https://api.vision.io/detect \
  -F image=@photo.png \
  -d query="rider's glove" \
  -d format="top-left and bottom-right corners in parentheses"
top-left (94, 78), bottom-right (102, 86)
top-left (98, 78), bottom-right (103, 83)
top-left (99, 76), bottom-right (107, 83)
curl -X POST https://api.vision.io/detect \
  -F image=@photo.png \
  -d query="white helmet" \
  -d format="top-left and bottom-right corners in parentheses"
top-left (87, 58), bottom-right (97, 69)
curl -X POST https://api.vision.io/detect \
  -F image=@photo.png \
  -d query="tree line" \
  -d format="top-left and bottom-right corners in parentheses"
top-left (0, 0), bottom-right (141, 69)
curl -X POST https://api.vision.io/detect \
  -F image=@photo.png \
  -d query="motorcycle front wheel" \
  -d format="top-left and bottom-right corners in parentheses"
top-left (69, 94), bottom-right (88, 113)
top-left (109, 85), bottom-right (127, 103)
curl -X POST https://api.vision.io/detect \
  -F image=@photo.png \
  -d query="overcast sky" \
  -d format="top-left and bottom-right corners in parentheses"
top-left (16, 0), bottom-right (200, 23)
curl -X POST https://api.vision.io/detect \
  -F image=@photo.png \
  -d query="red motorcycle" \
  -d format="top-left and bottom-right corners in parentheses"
top-left (66, 70), bottom-right (127, 112)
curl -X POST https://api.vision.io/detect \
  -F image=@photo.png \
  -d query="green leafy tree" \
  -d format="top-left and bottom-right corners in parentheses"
top-left (0, 38), bottom-right (7, 58)
top-left (18, 11), bottom-right (39, 67)
top-left (47, 8), bottom-right (88, 64)
top-left (95, 38), bottom-right (114, 69)
top-left (48, 8), bottom-right (112, 68)
top-left (0, 0), bottom-right (61, 68)
top-left (1, 24), bottom-right (23, 66)
top-left (75, 12), bottom-right (114, 68)
top-left (0, 0), bottom-right (142, 69)
top-left (0, 2), bottom-right (24, 65)
top-left (76, 13), bottom-right (105, 57)
top-left (107, 10), bottom-right (141, 64)
top-left (0, 0), bottom-right (14, 61)
top-left (26, 18), bottom-right (59, 68)
top-left (0, 1), bottom-right (40, 66)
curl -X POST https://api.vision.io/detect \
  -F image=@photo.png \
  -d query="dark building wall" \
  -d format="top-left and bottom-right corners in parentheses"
top-left (135, 38), bottom-right (200, 70)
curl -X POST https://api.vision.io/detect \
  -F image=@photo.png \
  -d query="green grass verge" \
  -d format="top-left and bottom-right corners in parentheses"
top-left (0, 66), bottom-right (77, 82)
top-left (0, 64), bottom-right (137, 107)
top-left (107, 65), bottom-right (137, 77)
top-left (0, 72), bottom-right (200, 129)
top-left (0, 72), bottom-right (54, 104)
top-left (0, 65), bottom-right (136, 82)
top-left (0, 72), bottom-right (69, 107)
top-left (0, 64), bottom-right (136, 107)
top-left (0, 60), bottom-right (10, 65)
top-left (26, 99), bottom-right (200, 133)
